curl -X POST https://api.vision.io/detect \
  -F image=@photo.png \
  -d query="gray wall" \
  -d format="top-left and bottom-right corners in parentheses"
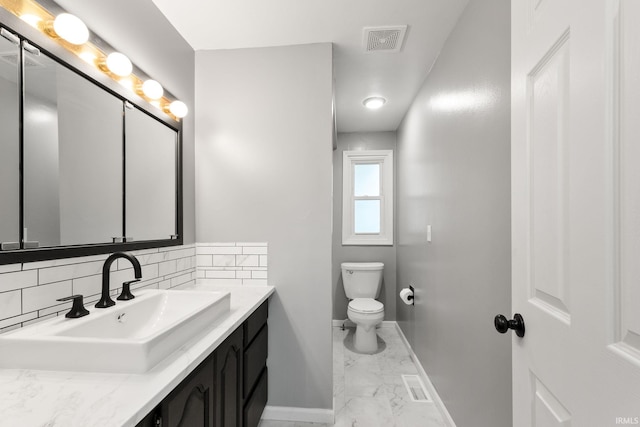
top-left (56, 0), bottom-right (196, 244)
top-left (395, 1), bottom-right (511, 426)
top-left (333, 132), bottom-right (397, 321)
top-left (195, 44), bottom-right (334, 411)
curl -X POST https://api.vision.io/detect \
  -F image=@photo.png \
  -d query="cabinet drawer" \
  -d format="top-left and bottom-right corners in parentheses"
top-left (243, 324), bottom-right (267, 398)
top-left (243, 367), bottom-right (267, 427)
top-left (244, 300), bottom-right (268, 347)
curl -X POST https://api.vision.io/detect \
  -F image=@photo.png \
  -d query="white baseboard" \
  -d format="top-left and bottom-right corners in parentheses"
top-left (261, 405), bottom-right (334, 424)
top-left (394, 322), bottom-right (457, 427)
top-left (332, 319), bottom-right (397, 329)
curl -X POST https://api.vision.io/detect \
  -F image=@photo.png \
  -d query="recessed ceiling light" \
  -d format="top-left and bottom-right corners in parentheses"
top-left (363, 97), bottom-right (386, 110)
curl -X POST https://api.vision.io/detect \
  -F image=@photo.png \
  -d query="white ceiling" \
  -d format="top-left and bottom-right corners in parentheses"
top-left (151, 0), bottom-right (469, 133)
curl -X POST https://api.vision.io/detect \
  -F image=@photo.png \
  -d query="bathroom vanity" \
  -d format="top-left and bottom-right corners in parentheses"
top-left (136, 296), bottom-right (269, 427)
top-left (0, 285), bottom-right (273, 427)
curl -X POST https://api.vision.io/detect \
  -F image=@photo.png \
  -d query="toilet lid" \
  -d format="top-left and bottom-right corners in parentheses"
top-left (348, 298), bottom-right (384, 314)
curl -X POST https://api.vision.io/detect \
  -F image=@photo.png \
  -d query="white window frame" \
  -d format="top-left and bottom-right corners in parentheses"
top-left (342, 150), bottom-right (393, 246)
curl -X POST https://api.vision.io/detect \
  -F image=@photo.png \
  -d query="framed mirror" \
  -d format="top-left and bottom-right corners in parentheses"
top-left (0, 31), bottom-right (20, 250)
top-left (0, 14), bottom-right (183, 265)
top-left (23, 46), bottom-right (124, 248)
top-left (125, 105), bottom-right (177, 242)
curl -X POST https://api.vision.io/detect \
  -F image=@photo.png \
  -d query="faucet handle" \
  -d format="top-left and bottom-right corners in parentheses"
top-left (56, 295), bottom-right (90, 319)
top-left (117, 279), bottom-right (140, 301)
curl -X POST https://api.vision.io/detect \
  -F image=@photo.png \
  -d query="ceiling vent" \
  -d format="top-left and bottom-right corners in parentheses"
top-left (363, 25), bottom-right (408, 53)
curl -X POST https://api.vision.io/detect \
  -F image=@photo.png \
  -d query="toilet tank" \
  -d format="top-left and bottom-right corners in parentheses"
top-left (341, 262), bottom-right (384, 299)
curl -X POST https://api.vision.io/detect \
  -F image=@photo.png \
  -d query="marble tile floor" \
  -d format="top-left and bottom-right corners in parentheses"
top-left (259, 325), bottom-right (447, 427)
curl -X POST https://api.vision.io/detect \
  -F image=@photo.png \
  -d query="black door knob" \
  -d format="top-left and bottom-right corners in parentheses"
top-left (494, 313), bottom-right (525, 338)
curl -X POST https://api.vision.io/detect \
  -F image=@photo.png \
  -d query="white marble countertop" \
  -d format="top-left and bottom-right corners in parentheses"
top-left (0, 284), bottom-right (274, 427)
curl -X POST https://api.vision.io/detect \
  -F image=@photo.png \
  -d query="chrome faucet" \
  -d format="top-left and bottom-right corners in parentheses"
top-left (95, 252), bottom-right (142, 308)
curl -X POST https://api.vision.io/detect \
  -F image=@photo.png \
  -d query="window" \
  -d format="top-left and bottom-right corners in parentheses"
top-left (342, 150), bottom-right (393, 245)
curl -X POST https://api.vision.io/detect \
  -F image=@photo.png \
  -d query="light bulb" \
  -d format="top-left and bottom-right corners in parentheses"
top-left (106, 52), bottom-right (132, 77)
top-left (20, 14), bottom-right (42, 28)
top-left (53, 13), bottom-right (89, 45)
top-left (169, 100), bottom-right (188, 118)
top-left (142, 79), bottom-right (163, 100)
top-left (363, 97), bottom-right (386, 110)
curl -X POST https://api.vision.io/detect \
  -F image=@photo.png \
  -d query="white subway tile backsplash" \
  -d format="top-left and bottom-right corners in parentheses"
top-left (158, 260), bottom-right (178, 276)
top-left (196, 255), bottom-right (213, 267)
top-left (72, 274), bottom-right (102, 298)
top-left (0, 243), bottom-right (264, 332)
top-left (22, 280), bottom-right (72, 313)
top-left (242, 246), bottom-right (268, 255)
top-left (0, 291), bottom-right (22, 319)
top-left (209, 247), bottom-right (243, 255)
top-left (38, 261), bottom-right (104, 285)
top-left (195, 242), bottom-right (268, 286)
top-left (0, 270), bottom-right (38, 293)
top-left (0, 312), bottom-right (37, 330)
top-left (213, 255), bottom-right (235, 267)
top-left (236, 271), bottom-right (251, 279)
top-left (205, 270), bottom-right (237, 279)
top-left (176, 256), bottom-right (193, 271)
top-left (0, 264), bottom-right (21, 274)
top-left (170, 273), bottom-right (194, 288)
top-left (198, 278), bottom-right (242, 286)
top-left (22, 313), bottom-right (57, 327)
top-left (236, 255), bottom-right (259, 267)
top-left (251, 270), bottom-right (268, 279)
top-left (38, 303), bottom-right (70, 317)
top-left (197, 242), bottom-right (236, 247)
top-left (22, 254), bottom-right (108, 271)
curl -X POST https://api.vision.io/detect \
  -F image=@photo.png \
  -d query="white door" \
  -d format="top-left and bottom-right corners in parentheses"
top-left (510, 0), bottom-right (640, 426)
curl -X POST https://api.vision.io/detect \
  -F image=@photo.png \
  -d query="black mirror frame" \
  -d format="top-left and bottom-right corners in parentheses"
top-left (0, 9), bottom-right (184, 266)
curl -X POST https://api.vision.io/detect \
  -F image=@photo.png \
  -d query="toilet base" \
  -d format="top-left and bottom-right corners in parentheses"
top-left (353, 325), bottom-right (379, 354)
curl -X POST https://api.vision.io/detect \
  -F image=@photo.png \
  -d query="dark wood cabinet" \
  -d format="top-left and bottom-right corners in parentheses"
top-left (215, 327), bottom-right (243, 427)
top-left (242, 301), bottom-right (268, 427)
top-left (161, 355), bottom-right (215, 427)
top-left (136, 300), bottom-right (268, 427)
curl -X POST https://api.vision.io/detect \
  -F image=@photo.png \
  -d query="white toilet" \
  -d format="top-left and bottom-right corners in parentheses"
top-left (341, 262), bottom-right (385, 354)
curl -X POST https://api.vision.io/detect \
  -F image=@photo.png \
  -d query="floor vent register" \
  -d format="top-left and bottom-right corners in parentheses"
top-left (401, 374), bottom-right (433, 403)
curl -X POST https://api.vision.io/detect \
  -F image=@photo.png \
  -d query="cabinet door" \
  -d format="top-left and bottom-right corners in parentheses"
top-left (215, 327), bottom-right (243, 427)
top-left (161, 355), bottom-right (215, 427)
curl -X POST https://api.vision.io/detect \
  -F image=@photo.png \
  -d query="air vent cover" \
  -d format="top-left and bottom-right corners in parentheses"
top-left (363, 25), bottom-right (408, 53)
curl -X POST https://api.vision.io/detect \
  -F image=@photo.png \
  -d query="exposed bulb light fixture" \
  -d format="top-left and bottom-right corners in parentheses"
top-left (363, 97), bottom-right (386, 110)
top-left (20, 14), bottom-right (42, 28)
top-left (106, 52), bottom-right (132, 77)
top-left (169, 100), bottom-right (188, 118)
top-left (52, 13), bottom-right (89, 45)
top-left (79, 51), bottom-right (97, 65)
top-left (142, 79), bottom-right (163, 100)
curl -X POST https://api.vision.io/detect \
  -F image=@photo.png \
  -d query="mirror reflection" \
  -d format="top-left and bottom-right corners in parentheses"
top-left (125, 106), bottom-right (177, 241)
top-left (23, 47), bottom-right (123, 247)
top-left (0, 35), bottom-right (20, 249)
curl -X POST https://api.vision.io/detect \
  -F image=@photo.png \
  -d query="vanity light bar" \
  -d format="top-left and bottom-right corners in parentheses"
top-left (0, 0), bottom-right (188, 120)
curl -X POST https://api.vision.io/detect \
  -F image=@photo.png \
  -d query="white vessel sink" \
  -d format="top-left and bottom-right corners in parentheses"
top-left (0, 289), bottom-right (230, 373)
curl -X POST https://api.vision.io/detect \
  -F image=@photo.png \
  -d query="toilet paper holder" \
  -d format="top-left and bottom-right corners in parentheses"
top-left (408, 285), bottom-right (414, 304)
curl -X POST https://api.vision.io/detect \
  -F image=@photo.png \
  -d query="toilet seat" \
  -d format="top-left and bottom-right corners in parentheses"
top-left (348, 298), bottom-right (384, 314)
